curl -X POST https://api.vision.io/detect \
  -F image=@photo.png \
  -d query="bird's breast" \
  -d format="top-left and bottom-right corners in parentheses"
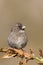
top-left (8, 31), bottom-right (28, 49)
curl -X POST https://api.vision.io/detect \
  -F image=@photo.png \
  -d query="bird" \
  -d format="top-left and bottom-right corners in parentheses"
top-left (7, 23), bottom-right (28, 49)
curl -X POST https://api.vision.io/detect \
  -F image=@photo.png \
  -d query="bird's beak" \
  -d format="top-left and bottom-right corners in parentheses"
top-left (22, 25), bottom-right (26, 30)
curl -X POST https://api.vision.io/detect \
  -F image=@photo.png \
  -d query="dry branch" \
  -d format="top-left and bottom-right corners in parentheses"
top-left (0, 48), bottom-right (32, 59)
top-left (0, 48), bottom-right (43, 65)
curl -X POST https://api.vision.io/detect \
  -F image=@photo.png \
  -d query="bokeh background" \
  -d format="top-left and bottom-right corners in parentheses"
top-left (0, 0), bottom-right (43, 65)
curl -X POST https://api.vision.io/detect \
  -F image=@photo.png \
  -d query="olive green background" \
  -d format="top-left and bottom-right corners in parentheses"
top-left (0, 0), bottom-right (43, 65)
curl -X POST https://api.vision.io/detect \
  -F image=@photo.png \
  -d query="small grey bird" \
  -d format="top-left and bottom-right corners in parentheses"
top-left (8, 23), bottom-right (28, 49)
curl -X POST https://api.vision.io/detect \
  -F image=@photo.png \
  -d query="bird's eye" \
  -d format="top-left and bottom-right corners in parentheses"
top-left (18, 25), bottom-right (22, 29)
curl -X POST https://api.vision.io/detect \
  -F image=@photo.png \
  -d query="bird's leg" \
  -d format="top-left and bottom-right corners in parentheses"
top-left (21, 48), bottom-right (26, 52)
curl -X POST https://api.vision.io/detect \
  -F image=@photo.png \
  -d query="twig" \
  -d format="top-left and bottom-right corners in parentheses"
top-left (0, 48), bottom-right (43, 65)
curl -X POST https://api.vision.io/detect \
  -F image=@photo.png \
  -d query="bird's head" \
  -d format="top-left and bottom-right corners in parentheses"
top-left (15, 23), bottom-right (26, 30)
top-left (11, 23), bottom-right (26, 32)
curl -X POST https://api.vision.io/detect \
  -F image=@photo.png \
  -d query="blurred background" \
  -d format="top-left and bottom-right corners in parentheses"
top-left (0, 0), bottom-right (43, 65)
